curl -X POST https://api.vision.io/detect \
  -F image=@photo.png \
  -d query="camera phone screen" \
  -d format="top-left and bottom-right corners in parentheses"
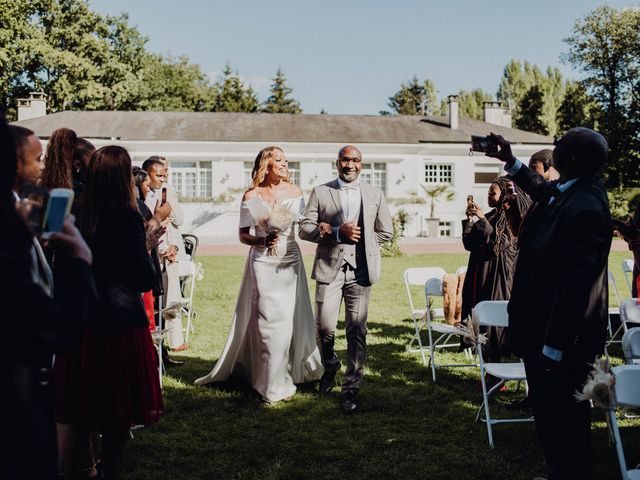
top-left (44, 196), bottom-right (68, 233)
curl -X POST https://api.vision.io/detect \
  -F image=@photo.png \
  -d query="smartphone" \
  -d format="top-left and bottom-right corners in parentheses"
top-left (161, 187), bottom-right (167, 205)
top-left (41, 188), bottom-right (74, 239)
top-left (467, 195), bottom-right (474, 204)
top-left (470, 135), bottom-right (498, 154)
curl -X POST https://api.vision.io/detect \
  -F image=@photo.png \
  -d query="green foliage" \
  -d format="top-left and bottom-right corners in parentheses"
top-left (556, 80), bottom-right (596, 134)
top-left (380, 216), bottom-right (402, 257)
top-left (515, 85), bottom-right (548, 135)
top-left (395, 208), bottom-right (410, 236)
top-left (387, 76), bottom-right (439, 115)
top-left (563, 5), bottom-right (640, 188)
top-left (210, 62), bottom-right (259, 113)
top-left (0, 0), bottom-right (217, 114)
top-left (608, 187), bottom-right (633, 220)
top-left (497, 60), bottom-right (566, 136)
top-left (419, 184), bottom-right (455, 218)
top-left (456, 89), bottom-right (494, 120)
top-left (261, 68), bottom-right (301, 114)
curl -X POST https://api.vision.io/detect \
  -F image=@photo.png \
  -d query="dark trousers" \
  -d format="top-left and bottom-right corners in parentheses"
top-left (523, 357), bottom-right (592, 480)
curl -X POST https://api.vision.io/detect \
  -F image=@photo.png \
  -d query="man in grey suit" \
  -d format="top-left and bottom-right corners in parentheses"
top-left (300, 145), bottom-right (393, 412)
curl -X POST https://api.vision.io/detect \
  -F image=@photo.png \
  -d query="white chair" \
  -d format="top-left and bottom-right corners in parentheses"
top-left (473, 300), bottom-right (534, 448)
top-left (424, 274), bottom-right (476, 382)
top-left (623, 259), bottom-right (635, 294)
top-left (404, 267), bottom-right (447, 365)
top-left (455, 266), bottom-right (467, 275)
top-left (608, 365), bottom-right (640, 480)
top-left (622, 328), bottom-right (640, 365)
top-left (179, 260), bottom-right (198, 344)
top-left (617, 299), bottom-right (640, 340)
top-left (607, 270), bottom-right (624, 347)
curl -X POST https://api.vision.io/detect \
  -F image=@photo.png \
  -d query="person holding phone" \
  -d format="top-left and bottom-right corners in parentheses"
top-left (0, 116), bottom-right (95, 480)
top-left (460, 177), bottom-right (531, 363)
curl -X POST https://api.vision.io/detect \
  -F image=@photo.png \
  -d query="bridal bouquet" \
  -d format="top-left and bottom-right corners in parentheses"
top-left (246, 198), bottom-right (297, 256)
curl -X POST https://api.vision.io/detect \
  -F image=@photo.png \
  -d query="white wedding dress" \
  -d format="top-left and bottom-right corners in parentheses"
top-left (195, 196), bottom-right (323, 402)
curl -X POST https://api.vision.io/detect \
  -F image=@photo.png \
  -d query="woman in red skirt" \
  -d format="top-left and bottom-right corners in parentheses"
top-left (64, 146), bottom-right (164, 479)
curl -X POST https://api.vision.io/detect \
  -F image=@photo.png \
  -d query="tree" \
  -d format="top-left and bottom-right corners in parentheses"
top-left (497, 60), bottom-right (565, 135)
top-left (457, 89), bottom-right (493, 120)
top-left (261, 68), bottom-right (301, 113)
top-left (387, 76), bottom-right (439, 115)
top-left (419, 185), bottom-right (454, 218)
top-left (556, 80), bottom-right (596, 134)
top-left (211, 63), bottom-right (259, 113)
top-left (515, 85), bottom-right (548, 135)
top-left (563, 5), bottom-right (640, 187)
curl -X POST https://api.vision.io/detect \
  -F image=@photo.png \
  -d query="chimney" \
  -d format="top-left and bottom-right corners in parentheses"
top-left (447, 95), bottom-right (459, 130)
top-left (17, 92), bottom-right (47, 121)
top-left (483, 101), bottom-right (512, 128)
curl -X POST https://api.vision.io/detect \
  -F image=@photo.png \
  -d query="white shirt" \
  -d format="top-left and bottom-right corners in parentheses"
top-left (337, 177), bottom-right (361, 222)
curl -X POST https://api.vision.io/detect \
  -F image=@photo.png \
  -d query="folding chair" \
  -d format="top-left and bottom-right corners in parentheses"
top-left (179, 234), bottom-right (199, 343)
top-left (455, 266), bottom-right (467, 275)
top-left (608, 365), bottom-right (640, 480)
top-left (607, 270), bottom-right (624, 348)
top-left (424, 273), bottom-right (475, 382)
top-left (404, 267), bottom-right (446, 365)
top-left (616, 299), bottom-right (640, 343)
top-left (622, 328), bottom-right (640, 365)
top-left (473, 300), bottom-right (533, 448)
top-left (623, 259), bottom-right (635, 294)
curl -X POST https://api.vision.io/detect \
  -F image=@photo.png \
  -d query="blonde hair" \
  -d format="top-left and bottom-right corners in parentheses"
top-left (249, 146), bottom-right (289, 189)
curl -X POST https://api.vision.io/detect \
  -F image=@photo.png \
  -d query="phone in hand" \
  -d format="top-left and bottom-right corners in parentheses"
top-left (470, 135), bottom-right (498, 154)
top-left (161, 187), bottom-right (167, 205)
top-left (467, 195), bottom-right (474, 204)
top-left (41, 188), bottom-right (74, 239)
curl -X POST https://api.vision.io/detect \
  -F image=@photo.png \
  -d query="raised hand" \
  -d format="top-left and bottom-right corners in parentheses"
top-left (485, 133), bottom-right (517, 166)
top-left (466, 201), bottom-right (484, 219)
top-left (155, 202), bottom-right (172, 222)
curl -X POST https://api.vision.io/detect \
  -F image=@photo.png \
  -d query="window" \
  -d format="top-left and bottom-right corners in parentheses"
top-left (361, 163), bottom-right (387, 194)
top-left (439, 221), bottom-right (452, 237)
top-left (474, 164), bottom-right (501, 185)
top-left (288, 161), bottom-right (300, 185)
top-left (424, 164), bottom-right (452, 184)
top-left (169, 160), bottom-right (212, 200)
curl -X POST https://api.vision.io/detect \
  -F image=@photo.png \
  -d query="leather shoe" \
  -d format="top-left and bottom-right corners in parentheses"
top-left (318, 365), bottom-right (340, 395)
top-left (341, 392), bottom-right (358, 413)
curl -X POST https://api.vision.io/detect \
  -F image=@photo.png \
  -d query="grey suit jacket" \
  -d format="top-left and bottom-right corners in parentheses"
top-left (300, 179), bottom-right (393, 285)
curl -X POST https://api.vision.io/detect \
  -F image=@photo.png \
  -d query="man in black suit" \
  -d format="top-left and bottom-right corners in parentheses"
top-left (487, 128), bottom-right (611, 480)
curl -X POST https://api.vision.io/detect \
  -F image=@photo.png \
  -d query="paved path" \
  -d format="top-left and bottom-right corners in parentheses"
top-left (196, 237), bottom-right (631, 256)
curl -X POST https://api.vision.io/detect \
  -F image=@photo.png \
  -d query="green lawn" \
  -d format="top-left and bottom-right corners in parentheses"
top-left (123, 251), bottom-right (639, 480)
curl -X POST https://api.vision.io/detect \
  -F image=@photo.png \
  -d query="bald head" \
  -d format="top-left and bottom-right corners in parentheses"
top-left (338, 145), bottom-right (361, 159)
top-left (553, 127), bottom-right (608, 180)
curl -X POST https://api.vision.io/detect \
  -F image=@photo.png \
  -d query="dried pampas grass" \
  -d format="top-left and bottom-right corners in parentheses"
top-left (575, 357), bottom-right (615, 409)
top-left (457, 311), bottom-right (487, 348)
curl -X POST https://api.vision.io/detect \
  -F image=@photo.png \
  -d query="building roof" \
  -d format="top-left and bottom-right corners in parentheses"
top-left (14, 111), bottom-right (552, 144)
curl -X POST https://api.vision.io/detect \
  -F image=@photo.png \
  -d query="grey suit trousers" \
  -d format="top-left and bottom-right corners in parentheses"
top-left (315, 262), bottom-right (371, 393)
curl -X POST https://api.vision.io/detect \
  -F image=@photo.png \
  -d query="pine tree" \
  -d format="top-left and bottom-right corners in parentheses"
top-left (261, 68), bottom-right (301, 113)
top-left (211, 62), bottom-right (259, 113)
top-left (387, 76), bottom-right (439, 115)
top-left (515, 85), bottom-right (548, 135)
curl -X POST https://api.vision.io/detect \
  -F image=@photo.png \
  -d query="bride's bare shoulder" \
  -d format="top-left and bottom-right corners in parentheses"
top-left (243, 188), bottom-right (259, 201)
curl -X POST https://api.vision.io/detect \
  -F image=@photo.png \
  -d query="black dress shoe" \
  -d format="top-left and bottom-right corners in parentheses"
top-left (341, 392), bottom-right (357, 413)
top-left (318, 365), bottom-right (340, 395)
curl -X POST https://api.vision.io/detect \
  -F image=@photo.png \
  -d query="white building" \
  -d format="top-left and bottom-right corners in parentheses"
top-left (15, 95), bottom-right (551, 239)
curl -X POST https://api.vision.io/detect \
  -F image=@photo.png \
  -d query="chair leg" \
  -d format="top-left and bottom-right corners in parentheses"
top-left (427, 325), bottom-right (437, 382)
top-left (481, 374), bottom-right (495, 448)
top-left (410, 316), bottom-right (427, 366)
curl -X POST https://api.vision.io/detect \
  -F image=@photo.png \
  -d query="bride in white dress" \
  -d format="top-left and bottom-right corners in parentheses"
top-left (195, 146), bottom-right (323, 403)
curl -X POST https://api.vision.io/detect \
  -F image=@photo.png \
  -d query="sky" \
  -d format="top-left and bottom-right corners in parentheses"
top-left (89, 0), bottom-right (638, 115)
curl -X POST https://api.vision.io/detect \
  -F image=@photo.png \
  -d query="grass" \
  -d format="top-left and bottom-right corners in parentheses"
top-left (123, 250), bottom-right (640, 480)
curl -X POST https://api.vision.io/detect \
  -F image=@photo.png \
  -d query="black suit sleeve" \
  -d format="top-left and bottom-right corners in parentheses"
top-left (0, 240), bottom-right (95, 353)
top-left (544, 208), bottom-right (610, 353)
top-left (511, 164), bottom-right (557, 203)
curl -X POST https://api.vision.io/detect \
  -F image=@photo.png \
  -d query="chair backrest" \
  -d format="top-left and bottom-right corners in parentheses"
top-left (622, 328), bottom-right (640, 365)
top-left (472, 300), bottom-right (509, 328)
top-left (613, 365), bottom-right (640, 408)
top-left (455, 266), bottom-right (467, 275)
top-left (620, 299), bottom-right (640, 324)
top-left (182, 234), bottom-right (199, 261)
top-left (608, 270), bottom-right (622, 307)
top-left (622, 259), bottom-right (635, 293)
top-left (404, 267), bottom-right (447, 287)
top-left (178, 260), bottom-right (196, 278)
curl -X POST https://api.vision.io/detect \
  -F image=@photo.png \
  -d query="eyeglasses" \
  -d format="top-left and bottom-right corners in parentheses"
top-left (338, 157), bottom-right (361, 164)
